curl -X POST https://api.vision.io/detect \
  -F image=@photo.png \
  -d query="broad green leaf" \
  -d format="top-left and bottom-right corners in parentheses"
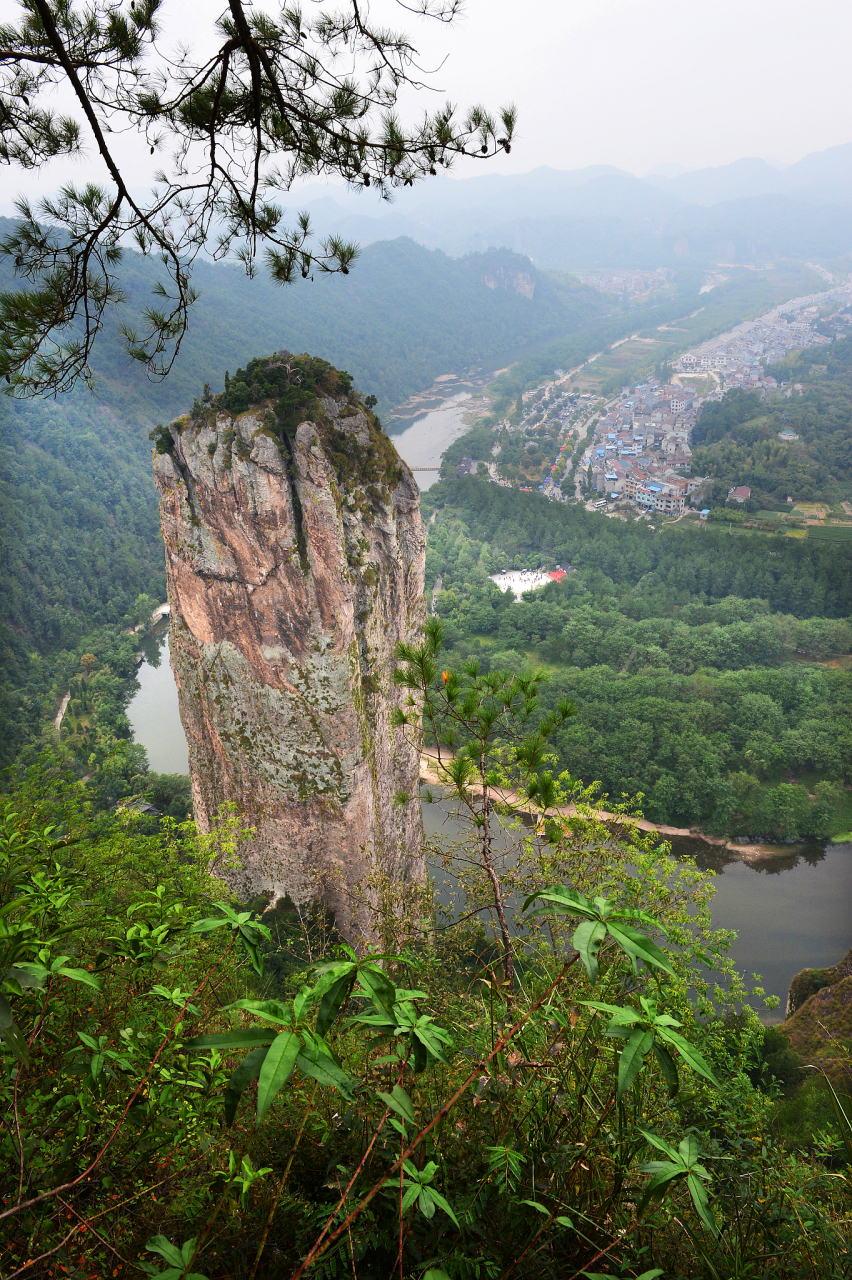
top-left (657, 1028), bottom-right (719, 1087)
top-left (573, 920), bottom-right (607, 985)
top-left (640, 1129), bottom-right (680, 1162)
top-left (423, 1271), bottom-right (452, 1280)
top-left (617, 1028), bottom-right (654, 1100)
top-left (0, 1015), bottom-right (30, 1064)
top-left (678, 1133), bottom-right (701, 1167)
top-left (605, 922), bottom-right (674, 977)
top-left (145, 1236), bottom-right (185, 1267)
top-left (358, 965), bottom-right (396, 1014)
top-left (582, 1001), bottom-right (642, 1024)
top-left (522, 886), bottom-right (595, 919)
top-left (224, 998), bottom-right (291, 1025)
top-left (417, 1186), bottom-right (436, 1219)
top-left (315, 973), bottom-right (353, 1038)
top-left (687, 1171), bottom-right (718, 1237)
top-left (401, 1184), bottom-right (421, 1213)
top-left (256, 1031), bottom-right (300, 1120)
top-left (653, 1040), bottom-right (680, 1097)
top-left (56, 965), bottom-right (103, 991)
top-left (184, 1027), bottom-right (277, 1051)
top-left (520, 1199), bottom-right (550, 1215)
top-left (412, 1021), bottom-right (453, 1068)
top-left (377, 1084), bottom-right (416, 1125)
top-left (6, 961), bottom-right (48, 987)
top-left (3, 965), bottom-right (46, 990)
top-left (637, 1164), bottom-right (684, 1218)
top-left (224, 1046), bottom-right (268, 1126)
top-left (191, 917), bottom-right (230, 934)
top-left (292, 984), bottom-right (313, 1022)
top-left (295, 1047), bottom-right (355, 1099)
top-left (427, 1186), bottom-right (460, 1227)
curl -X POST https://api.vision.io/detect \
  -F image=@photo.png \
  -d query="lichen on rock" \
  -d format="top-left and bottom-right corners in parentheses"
top-left (152, 353), bottom-right (427, 940)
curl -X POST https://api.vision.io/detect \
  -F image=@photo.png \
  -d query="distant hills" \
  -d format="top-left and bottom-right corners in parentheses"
top-left (278, 141), bottom-right (852, 273)
top-left (646, 141), bottom-right (852, 206)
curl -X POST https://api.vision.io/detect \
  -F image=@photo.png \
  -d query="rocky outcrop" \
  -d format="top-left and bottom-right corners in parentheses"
top-left (152, 355), bottom-right (426, 941)
top-left (786, 946), bottom-right (852, 1018)
top-left (781, 947), bottom-right (852, 1082)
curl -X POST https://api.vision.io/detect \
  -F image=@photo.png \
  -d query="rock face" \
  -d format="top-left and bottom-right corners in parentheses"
top-left (152, 355), bottom-right (426, 940)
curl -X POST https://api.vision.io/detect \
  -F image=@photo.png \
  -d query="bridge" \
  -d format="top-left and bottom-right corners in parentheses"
top-left (409, 465), bottom-right (441, 471)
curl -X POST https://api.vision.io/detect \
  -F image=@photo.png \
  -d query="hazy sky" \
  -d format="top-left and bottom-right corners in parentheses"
top-left (1, 0), bottom-right (851, 210)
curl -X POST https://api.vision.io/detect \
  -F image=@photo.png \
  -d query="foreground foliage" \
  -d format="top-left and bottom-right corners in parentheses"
top-left (1, 725), bottom-right (850, 1277)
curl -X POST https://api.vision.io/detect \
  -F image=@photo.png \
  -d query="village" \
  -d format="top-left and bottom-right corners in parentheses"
top-left (472, 280), bottom-right (852, 523)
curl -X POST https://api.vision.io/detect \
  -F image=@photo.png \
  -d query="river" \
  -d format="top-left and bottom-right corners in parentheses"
top-left (128, 633), bottom-right (851, 1020)
top-left (384, 373), bottom-right (494, 489)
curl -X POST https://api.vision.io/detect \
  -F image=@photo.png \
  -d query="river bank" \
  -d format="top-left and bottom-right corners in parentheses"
top-left (418, 751), bottom-right (804, 864)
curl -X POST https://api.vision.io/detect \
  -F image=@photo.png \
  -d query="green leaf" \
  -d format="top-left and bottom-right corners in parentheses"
top-left (315, 973), bottom-right (353, 1038)
top-left (657, 1028), bottom-right (719, 1088)
top-left (687, 1171), bottom-right (718, 1237)
top-left (417, 1186), bottom-right (436, 1219)
top-left (0, 1015), bottom-right (31, 1064)
top-left (184, 1027), bottom-right (277, 1051)
top-left (427, 1186), bottom-right (460, 1227)
top-left (295, 1046), bottom-right (355, 1100)
top-left (377, 1084), bottom-right (416, 1125)
top-left (616, 1028), bottom-right (654, 1100)
top-left (401, 1184), bottom-right (421, 1213)
top-left (191, 917), bottom-right (230, 934)
top-left (412, 1021), bottom-right (453, 1068)
top-left (522, 886), bottom-right (595, 919)
top-left (519, 1199), bottom-right (550, 1215)
top-left (653, 1040), bottom-right (680, 1097)
top-left (225, 998), bottom-right (291, 1024)
top-left (573, 919), bottom-right (607, 985)
top-left (358, 964), bottom-right (396, 1014)
top-left (605, 922), bottom-right (675, 977)
top-left (224, 1046), bottom-right (268, 1126)
top-left (423, 1271), bottom-right (452, 1280)
top-left (583, 1000), bottom-right (642, 1024)
top-left (55, 965), bottom-right (103, 991)
top-left (145, 1236), bottom-right (185, 1267)
top-left (256, 1031), bottom-right (300, 1121)
top-left (640, 1129), bottom-right (680, 1162)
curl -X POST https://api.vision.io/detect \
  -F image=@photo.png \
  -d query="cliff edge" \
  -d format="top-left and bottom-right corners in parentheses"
top-left (151, 354), bottom-right (426, 939)
top-left (781, 946), bottom-right (852, 1082)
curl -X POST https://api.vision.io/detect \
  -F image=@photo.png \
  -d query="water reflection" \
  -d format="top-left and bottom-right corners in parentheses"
top-left (126, 631), bottom-right (189, 775)
top-left (668, 835), bottom-right (828, 877)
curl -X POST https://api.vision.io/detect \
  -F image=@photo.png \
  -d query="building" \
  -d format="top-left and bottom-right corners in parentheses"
top-left (727, 485), bottom-right (752, 503)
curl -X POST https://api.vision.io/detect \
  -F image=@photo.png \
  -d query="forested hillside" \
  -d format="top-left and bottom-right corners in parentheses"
top-left (0, 225), bottom-right (609, 418)
top-left (422, 479), bottom-right (852, 838)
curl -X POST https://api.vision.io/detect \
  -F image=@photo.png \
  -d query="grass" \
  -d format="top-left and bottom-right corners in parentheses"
top-left (807, 524), bottom-right (852, 542)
